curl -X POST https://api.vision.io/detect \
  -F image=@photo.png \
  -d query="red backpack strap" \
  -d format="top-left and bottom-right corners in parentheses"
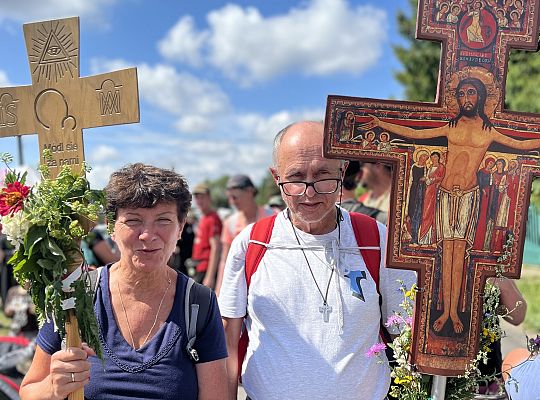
top-left (237, 214), bottom-right (277, 379)
top-left (244, 214), bottom-right (277, 287)
top-left (349, 212), bottom-right (391, 344)
top-left (350, 212), bottom-right (381, 292)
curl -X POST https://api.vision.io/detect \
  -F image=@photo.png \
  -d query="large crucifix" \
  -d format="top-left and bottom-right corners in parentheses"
top-left (0, 17), bottom-right (139, 174)
top-left (0, 17), bottom-right (139, 399)
top-left (324, 0), bottom-right (540, 375)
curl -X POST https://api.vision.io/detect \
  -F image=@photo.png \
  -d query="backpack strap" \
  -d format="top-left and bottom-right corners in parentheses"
top-left (350, 212), bottom-right (381, 292)
top-left (245, 214), bottom-right (277, 287)
top-left (237, 214), bottom-right (277, 377)
top-left (185, 277), bottom-right (212, 363)
top-left (349, 212), bottom-right (392, 344)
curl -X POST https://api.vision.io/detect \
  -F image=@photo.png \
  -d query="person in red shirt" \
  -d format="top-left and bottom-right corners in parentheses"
top-left (191, 183), bottom-right (222, 288)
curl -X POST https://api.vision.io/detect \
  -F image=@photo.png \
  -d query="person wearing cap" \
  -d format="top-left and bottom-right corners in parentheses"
top-left (341, 161), bottom-right (388, 224)
top-left (191, 183), bottom-right (222, 288)
top-left (214, 175), bottom-right (271, 296)
top-left (266, 194), bottom-right (286, 214)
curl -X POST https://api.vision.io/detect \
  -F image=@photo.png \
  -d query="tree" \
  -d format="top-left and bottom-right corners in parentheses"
top-left (395, 0), bottom-right (540, 111)
top-left (394, 0), bottom-right (540, 208)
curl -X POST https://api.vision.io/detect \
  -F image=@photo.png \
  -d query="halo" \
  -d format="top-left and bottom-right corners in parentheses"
top-left (444, 66), bottom-right (500, 118)
top-left (413, 147), bottom-right (430, 163)
top-left (439, 2), bottom-right (450, 10)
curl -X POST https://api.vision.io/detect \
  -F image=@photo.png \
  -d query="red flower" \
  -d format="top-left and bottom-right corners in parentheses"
top-left (0, 181), bottom-right (30, 216)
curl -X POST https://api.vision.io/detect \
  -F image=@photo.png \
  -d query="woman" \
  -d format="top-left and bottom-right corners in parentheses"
top-left (19, 163), bottom-right (228, 400)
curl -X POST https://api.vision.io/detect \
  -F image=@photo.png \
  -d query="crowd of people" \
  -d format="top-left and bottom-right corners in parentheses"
top-left (0, 119), bottom-right (535, 399)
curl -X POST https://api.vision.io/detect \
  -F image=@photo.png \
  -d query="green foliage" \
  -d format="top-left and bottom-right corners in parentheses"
top-left (199, 172), bottom-right (280, 210)
top-left (394, 0), bottom-right (540, 210)
top-left (394, 0), bottom-right (440, 102)
top-left (3, 154), bottom-right (104, 359)
top-left (256, 171), bottom-right (280, 206)
top-left (515, 272), bottom-right (540, 332)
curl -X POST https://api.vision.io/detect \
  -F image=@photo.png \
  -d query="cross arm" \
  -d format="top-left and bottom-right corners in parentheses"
top-left (362, 114), bottom-right (447, 140)
top-left (0, 85), bottom-right (38, 138)
top-left (492, 128), bottom-right (540, 151)
top-left (78, 68), bottom-right (139, 129)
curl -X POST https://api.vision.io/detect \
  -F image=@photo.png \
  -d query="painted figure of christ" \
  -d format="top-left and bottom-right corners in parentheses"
top-left (363, 77), bottom-right (540, 334)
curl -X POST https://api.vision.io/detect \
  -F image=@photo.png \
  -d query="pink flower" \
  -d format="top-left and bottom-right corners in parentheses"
top-left (0, 181), bottom-right (30, 216)
top-left (385, 315), bottom-right (403, 327)
top-left (365, 342), bottom-right (387, 358)
top-left (405, 316), bottom-right (413, 326)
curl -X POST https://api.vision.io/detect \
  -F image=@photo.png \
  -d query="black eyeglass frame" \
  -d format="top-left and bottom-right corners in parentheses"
top-left (277, 178), bottom-right (342, 196)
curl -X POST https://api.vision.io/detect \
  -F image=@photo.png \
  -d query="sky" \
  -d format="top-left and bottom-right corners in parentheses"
top-left (0, 0), bottom-right (411, 189)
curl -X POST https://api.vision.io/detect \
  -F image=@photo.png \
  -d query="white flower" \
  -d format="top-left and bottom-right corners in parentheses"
top-left (0, 211), bottom-right (30, 249)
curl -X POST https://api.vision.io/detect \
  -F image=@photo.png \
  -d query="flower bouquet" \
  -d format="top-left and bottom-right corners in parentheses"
top-left (0, 151), bottom-right (103, 359)
top-left (366, 277), bottom-right (516, 400)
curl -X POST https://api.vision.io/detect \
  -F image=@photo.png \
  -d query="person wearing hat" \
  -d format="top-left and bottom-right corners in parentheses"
top-left (191, 183), bottom-right (222, 288)
top-left (266, 194), bottom-right (286, 214)
top-left (214, 175), bottom-right (272, 295)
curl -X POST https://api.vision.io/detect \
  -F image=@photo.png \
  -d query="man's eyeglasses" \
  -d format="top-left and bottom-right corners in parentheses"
top-left (278, 178), bottom-right (341, 196)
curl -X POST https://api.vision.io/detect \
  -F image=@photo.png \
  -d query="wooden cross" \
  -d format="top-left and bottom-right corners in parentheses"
top-left (0, 17), bottom-right (139, 176)
top-left (0, 17), bottom-right (139, 399)
top-left (324, 0), bottom-right (540, 376)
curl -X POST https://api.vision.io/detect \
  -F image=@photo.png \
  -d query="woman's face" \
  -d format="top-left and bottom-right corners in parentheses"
top-left (112, 202), bottom-right (183, 272)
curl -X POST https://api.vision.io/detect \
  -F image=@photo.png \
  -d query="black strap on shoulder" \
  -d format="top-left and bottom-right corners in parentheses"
top-left (185, 277), bottom-right (212, 363)
top-left (87, 266), bottom-right (103, 300)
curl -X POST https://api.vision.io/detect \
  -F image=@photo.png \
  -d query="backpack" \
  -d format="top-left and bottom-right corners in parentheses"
top-left (237, 211), bottom-right (388, 372)
top-left (87, 267), bottom-right (211, 363)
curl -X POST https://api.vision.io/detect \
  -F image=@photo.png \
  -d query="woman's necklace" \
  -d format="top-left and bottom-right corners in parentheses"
top-left (288, 210), bottom-right (339, 323)
top-left (116, 269), bottom-right (172, 349)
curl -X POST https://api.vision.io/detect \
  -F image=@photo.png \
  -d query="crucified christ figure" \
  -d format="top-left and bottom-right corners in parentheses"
top-left (363, 77), bottom-right (540, 334)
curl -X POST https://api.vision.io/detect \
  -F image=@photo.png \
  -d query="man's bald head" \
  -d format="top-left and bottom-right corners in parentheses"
top-left (272, 121), bottom-right (325, 168)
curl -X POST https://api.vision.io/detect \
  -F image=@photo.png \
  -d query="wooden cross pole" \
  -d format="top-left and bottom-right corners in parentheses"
top-left (0, 17), bottom-right (139, 399)
top-left (324, 0), bottom-right (540, 376)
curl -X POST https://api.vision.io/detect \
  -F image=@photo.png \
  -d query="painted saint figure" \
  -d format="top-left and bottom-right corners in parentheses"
top-left (362, 76), bottom-right (540, 334)
top-left (407, 150), bottom-right (429, 244)
top-left (473, 156), bottom-right (495, 250)
top-left (467, 2), bottom-right (485, 43)
top-left (418, 152), bottom-right (445, 246)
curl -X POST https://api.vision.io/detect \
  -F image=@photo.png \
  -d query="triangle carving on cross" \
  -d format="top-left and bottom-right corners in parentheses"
top-left (324, 0), bottom-right (540, 375)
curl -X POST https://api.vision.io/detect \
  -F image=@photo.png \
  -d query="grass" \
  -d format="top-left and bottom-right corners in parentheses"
top-left (515, 267), bottom-right (540, 333)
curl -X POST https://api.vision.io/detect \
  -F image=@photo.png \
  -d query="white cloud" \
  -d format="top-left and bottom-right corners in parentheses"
top-left (83, 108), bottom-right (323, 190)
top-left (159, 0), bottom-right (387, 85)
top-left (0, 70), bottom-right (10, 86)
top-left (90, 58), bottom-right (231, 133)
top-left (90, 144), bottom-right (119, 161)
top-left (0, 0), bottom-right (118, 26)
top-left (158, 16), bottom-right (209, 67)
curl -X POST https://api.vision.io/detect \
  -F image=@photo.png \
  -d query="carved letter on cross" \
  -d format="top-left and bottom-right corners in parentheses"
top-left (0, 17), bottom-right (139, 177)
top-left (324, 0), bottom-right (540, 375)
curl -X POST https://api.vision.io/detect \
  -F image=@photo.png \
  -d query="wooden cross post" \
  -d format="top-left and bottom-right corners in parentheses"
top-left (324, 0), bottom-right (540, 376)
top-left (0, 17), bottom-right (139, 398)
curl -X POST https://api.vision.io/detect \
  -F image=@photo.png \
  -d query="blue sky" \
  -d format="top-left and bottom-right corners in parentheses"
top-left (0, 0), bottom-right (412, 189)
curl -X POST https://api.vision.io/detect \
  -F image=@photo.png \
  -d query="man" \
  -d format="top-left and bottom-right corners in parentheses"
top-left (214, 175), bottom-right (270, 295)
top-left (341, 161), bottom-right (387, 223)
top-left (191, 183), bottom-right (222, 288)
top-left (364, 77), bottom-right (540, 334)
top-left (219, 121), bottom-right (415, 399)
top-left (357, 162), bottom-right (392, 214)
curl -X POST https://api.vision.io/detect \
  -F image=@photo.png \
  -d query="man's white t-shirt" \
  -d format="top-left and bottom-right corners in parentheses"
top-left (219, 209), bottom-right (416, 400)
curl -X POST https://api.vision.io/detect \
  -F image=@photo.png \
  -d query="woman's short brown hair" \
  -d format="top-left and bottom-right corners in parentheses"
top-left (105, 163), bottom-right (191, 222)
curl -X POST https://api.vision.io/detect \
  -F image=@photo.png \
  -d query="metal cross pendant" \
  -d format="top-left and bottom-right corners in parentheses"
top-left (319, 303), bottom-right (332, 323)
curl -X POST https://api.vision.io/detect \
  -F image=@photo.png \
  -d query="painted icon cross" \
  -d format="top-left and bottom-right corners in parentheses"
top-left (0, 17), bottom-right (139, 177)
top-left (324, 0), bottom-right (540, 375)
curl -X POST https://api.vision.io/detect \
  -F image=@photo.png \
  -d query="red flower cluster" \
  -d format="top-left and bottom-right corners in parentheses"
top-left (0, 181), bottom-right (30, 216)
